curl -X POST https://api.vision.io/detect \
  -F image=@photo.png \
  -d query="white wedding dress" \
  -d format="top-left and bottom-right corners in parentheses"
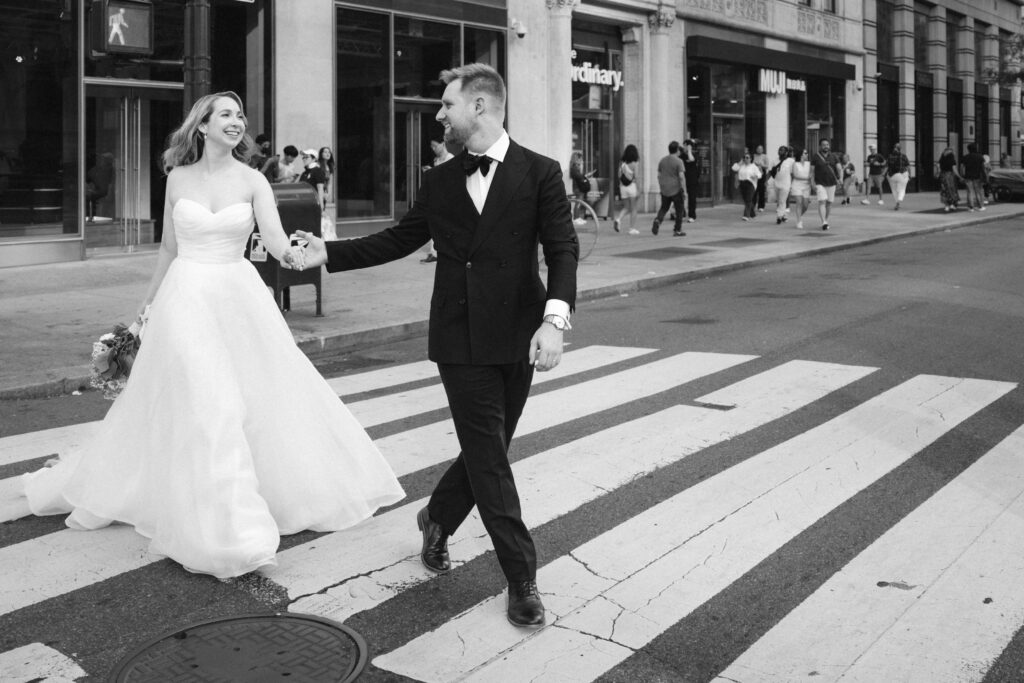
top-left (23, 199), bottom-right (405, 578)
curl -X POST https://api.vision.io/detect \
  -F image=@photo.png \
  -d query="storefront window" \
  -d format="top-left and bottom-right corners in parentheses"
top-left (710, 64), bottom-right (744, 117)
top-left (464, 26), bottom-right (504, 72)
top-left (394, 17), bottom-right (458, 99)
top-left (336, 8), bottom-right (390, 218)
top-left (686, 63), bottom-right (712, 200)
top-left (1, 1), bottom-right (80, 242)
top-left (571, 39), bottom-right (622, 213)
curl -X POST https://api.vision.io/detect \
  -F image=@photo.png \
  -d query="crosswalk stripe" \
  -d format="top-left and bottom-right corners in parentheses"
top-left (0, 346), bottom-right (652, 469)
top-left (716, 425), bottom-right (1024, 683)
top-left (372, 375), bottom-right (1016, 682)
top-left (324, 359), bottom-right (439, 396)
top-left (0, 526), bottom-right (151, 615)
top-left (281, 360), bottom-right (875, 618)
top-left (374, 351), bottom-right (756, 477)
top-left (0, 350), bottom-right (750, 616)
top-left (0, 642), bottom-right (87, 682)
top-left (0, 422), bottom-right (99, 468)
top-left (0, 347), bottom-right (655, 520)
top-left (347, 345), bottom-right (656, 428)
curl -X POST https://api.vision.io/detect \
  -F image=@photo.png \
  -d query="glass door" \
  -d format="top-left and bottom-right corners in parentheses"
top-left (713, 118), bottom-right (746, 203)
top-left (394, 102), bottom-right (447, 218)
top-left (84, 84), bottom-right (182, 252)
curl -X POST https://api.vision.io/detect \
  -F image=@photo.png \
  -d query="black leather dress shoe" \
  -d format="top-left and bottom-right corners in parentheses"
top-left (416, 507), bottom-right (450, 573)
top-left (507, 580), bottom-right (545, 626)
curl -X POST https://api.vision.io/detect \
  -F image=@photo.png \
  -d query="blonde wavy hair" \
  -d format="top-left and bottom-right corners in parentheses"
top-left (162, 91), bottom-right (254, 173)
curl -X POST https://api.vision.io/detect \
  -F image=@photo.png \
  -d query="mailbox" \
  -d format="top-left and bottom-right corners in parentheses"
top-left (244, 184), bottom-right (323, 316)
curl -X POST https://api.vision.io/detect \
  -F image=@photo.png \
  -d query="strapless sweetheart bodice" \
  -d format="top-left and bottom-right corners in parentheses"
top-left (172, 199), bottom-right (254, 264)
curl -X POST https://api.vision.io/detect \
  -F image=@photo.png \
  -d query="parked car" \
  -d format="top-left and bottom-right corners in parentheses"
top-left (987, 168), bottom-right (1024, 201)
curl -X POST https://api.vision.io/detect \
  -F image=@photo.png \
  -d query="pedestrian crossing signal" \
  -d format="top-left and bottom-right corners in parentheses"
top-left (90, 0), bottom-right (154, 57)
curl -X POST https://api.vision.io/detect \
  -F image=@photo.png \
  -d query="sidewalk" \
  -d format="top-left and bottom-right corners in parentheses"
top-left (1, 194), bottom-right (1020, 400)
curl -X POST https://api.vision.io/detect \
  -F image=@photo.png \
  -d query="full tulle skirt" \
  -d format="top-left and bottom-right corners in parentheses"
top-left (24, 256), bottom-right (405, 579)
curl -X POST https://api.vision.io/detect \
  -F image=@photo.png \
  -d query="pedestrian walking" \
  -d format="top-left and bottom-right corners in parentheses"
top-left (790, 147), bottom-right (812, 229)
top-left (936, 146), bottom-right (961, 211)
top-left (753, 144), bottom-right (770, 212)
top-left (770, 145), bottom-right (794, 224)
top-left (864, 144), bottom-right (887, 205)
top-left (839, 153), bottom-right (858, 204)
top-left (681, 139), bottom-right (700, 223)
top-left (810, 138), bottom-right (842, 230)
top-left (652, 140), bottom-right (687, 237)
top-left (614, 144), bottom-right (640, 235)
top-left (731, 152), bottom-right (762, 221)
top-left (886, 142), bottom-right (911, 210)
top-left (297, 63), bottom-right (578, 627)
top-left (960, 143), bottom-right (987, 212)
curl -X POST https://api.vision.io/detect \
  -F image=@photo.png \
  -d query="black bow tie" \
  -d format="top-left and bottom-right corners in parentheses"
top-left (462, 153), bottom-right (494, 177)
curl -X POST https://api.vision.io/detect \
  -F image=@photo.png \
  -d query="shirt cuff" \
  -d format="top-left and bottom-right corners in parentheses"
top-left (544, 299), bottom-right (571, 322)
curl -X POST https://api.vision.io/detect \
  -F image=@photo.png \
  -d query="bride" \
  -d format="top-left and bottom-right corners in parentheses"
top-left (23, 92), bottom-right (405, 579)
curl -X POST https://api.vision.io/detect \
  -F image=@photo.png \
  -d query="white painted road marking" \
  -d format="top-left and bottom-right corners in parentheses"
top-left (717, 425), bottom-right (1024, 683)
top-left (373, 375), bottom-right (1015, 682)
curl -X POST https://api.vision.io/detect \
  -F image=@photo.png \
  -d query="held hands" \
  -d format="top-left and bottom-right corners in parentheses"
top-left (294, 230), bottom-right (328, 269)
top-left (529, 324), bottom-right (563, 372)
top-left (281, 246), bottom-right (306, 271)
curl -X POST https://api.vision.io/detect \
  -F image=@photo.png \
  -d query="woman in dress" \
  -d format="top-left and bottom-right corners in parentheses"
top-left (614, 143), bottom-right (640, 235)
top-left (752, 144), bottom-right (770, 212)
top-left (318, 145), bottom-right (335, 207)
top-left (731, 152), bottom-right (762, 221)
top-left (23, 92), bottom-right (405, 579)
top-left (770, 145), bottom-right (794, 225)
top-left (839, 152), bottom-right (858, 205)
top-left (789, 147), bottom-right (812, 229)
top-left (937, 146), bottom-right (961, 211)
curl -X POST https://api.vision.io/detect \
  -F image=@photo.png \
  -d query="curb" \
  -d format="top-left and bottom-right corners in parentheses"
top-left (2, 208), bottom-right (1019, 402)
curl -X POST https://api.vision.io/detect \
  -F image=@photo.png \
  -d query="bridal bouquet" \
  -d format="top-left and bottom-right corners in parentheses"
top-left (90, 309), bottom-right (148, 400)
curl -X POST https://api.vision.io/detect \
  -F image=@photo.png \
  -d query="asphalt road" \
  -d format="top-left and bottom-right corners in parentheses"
top-left (2, 218), bottom-right (1024, 681)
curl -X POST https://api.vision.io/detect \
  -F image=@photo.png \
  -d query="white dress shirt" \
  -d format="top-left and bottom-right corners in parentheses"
top-left (466, 131), bottom-right (570, 323)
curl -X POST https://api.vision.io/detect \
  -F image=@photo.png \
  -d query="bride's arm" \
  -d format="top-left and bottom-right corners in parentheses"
top-left (138, 179), bottom-right (179, 317)
top-left (250, 170), bottom-right (301, 263)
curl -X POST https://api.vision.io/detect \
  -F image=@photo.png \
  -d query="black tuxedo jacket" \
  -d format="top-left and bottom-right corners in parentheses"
top-left (325, 139), bottom-right (578, 365)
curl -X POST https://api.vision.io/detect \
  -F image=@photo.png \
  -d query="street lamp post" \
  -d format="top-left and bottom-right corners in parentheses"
top-left (183, 0), bottom-right (211, 113)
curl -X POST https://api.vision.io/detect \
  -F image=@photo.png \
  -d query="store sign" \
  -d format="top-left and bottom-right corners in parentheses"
top-left (758, 69), bottom-right (806, 95)
top-left (571, 62), bottom-right (624, 92)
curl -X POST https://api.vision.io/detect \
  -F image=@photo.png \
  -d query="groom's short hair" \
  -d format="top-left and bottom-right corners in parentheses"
top-left (440, 63), bottom-right (506, 110)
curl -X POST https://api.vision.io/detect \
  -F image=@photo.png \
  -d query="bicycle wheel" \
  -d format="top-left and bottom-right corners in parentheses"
top-left (568, 197), bottom-right (599, 261)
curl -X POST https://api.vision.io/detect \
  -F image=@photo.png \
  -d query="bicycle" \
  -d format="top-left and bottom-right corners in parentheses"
top-left (568, 196), bottom-right (602, 262)
top-left (537, 196), bottom-right (601, 265)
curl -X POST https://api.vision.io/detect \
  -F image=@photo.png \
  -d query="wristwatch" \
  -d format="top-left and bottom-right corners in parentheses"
top-left (542, 314), bottom-right (571, 331)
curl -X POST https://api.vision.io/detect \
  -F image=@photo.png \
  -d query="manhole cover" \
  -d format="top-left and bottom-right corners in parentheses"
top-left (108, 613), bottom-right (366, 682)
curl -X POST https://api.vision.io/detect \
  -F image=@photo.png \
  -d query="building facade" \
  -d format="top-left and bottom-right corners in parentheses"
top-left (0, 0), bottom-right (1021, 268)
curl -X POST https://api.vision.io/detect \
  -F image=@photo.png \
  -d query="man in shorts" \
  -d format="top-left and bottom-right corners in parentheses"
top-left (810, 138), bottom-right (843, 231)
top-left (863, 144), bottom-right (887, 205)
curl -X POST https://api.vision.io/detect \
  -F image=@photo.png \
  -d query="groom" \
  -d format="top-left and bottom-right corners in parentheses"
top-left (297, 63), bottom-right (578, 626)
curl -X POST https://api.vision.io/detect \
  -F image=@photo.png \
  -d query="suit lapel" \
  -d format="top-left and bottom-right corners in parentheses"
top-left (469, 140), bottom-right (528, 255)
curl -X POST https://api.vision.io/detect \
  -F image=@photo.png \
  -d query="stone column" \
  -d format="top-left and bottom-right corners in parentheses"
top-left (862, 0), bottom-right (879, 149)
top-left (647, 4), bottom-right (675, 204)
top-left (928, 5), bottom-right (948, 159)
top-left (621, 26), bottom-right (644, 202)
top-left (958, 16), bottom-right (976, 146)
top-left (983, 24), bottom-right (1001, 159)
top-left (893, 0), bottom-right (916, 177)
top-left (547, 0), bottom-right (579, 191)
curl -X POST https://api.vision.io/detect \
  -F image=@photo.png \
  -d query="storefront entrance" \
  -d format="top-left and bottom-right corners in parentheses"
top-left (84, 83), bottom-right (182, 253)
top-left (394, 101), bottom-right (446, 217)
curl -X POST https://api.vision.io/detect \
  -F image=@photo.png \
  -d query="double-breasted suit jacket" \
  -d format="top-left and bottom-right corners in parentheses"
top-left (325, 139), bottom-right (579, 364)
